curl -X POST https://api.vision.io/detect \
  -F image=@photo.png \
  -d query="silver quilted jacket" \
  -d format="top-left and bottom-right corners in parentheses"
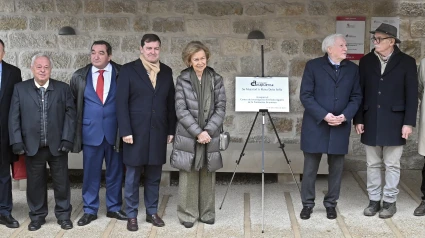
top-left (170, 67), bottom-right (226, 172)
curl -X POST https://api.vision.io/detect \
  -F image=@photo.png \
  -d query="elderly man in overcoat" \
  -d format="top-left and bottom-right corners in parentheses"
top-left (116, 34), bottom-right (176, 231)
top-left (299, 33), bottom-right (362, 220)
top-left (354, 23), bottom-right (417, 219)
top-left (0, 39), bottom-right (22, 229)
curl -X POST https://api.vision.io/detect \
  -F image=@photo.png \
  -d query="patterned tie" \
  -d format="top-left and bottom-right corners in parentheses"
top-left (96, 70), bottom-right (105, 103)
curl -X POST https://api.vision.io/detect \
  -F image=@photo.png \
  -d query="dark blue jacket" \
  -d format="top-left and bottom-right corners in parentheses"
top-left (300, 54), bottom-right (362, 154)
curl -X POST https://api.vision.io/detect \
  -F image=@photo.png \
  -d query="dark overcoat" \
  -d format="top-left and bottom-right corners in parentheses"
top-left (353, 46), bottom-right (418, 146)
top-left (0, 61), bottom-right (21, 165)
top-left (300, 54), bottom-right (362, 154)
top-left (9, 79), bottom-right (76, 157)
top-left (116, 59), bottom-right (176, 166)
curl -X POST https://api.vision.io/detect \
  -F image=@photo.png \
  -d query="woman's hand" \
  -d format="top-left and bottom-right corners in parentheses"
top-left (197, 131), bottom-right (211, 144)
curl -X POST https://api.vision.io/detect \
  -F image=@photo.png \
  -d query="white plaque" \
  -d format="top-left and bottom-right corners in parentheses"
top-left (336, 16), bottom-right (366, 60)
top-left (235, 77), bottom-right (289, 112)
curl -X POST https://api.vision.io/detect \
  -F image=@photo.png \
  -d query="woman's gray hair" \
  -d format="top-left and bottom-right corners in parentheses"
top-left (30, 53), bottom-right (53, 68)
top-left (321, 34), bottom-right (345, 53)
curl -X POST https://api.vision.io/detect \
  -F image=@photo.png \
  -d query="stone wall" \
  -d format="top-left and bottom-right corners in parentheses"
top-left (1, 0), bottom-right (425, 169)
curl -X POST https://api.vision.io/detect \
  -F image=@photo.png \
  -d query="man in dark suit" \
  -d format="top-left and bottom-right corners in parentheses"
top-left (354, 23), bottom-right (418, 219)
top-left (0, 39), bottom-right (22, 229)
top-left (70, 41), bottom-right (126, 226)
top-left (299, 34), bottom-right (362, 220)
top-left (117, 34), bottom-right (176, 231)
top-left (9, 53), bottom-right (76, 231)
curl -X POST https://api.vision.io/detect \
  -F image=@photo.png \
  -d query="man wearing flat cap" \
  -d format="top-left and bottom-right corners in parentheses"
top-left (354, 23), bottom-right (418, 219)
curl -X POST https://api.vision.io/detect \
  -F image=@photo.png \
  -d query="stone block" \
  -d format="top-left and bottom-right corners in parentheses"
top-left (265, 18), bottom-right (294, 36)
top-left (276, 2), bottom-right (305, 16)
top-left (92, 35), bottom-right (120, 52)
top-left (295, 117), bottom-right (302, 135)
top-left (138, 1), bottom-right (169, 14)
top-left (99, 18), bottom-right (130, 31)
top-left (266, 57), bottom-right (288, 77)
top-left (221, 38), bottom-right (253, 56)
top-left (292, 19), bottom-right (320, 37)
top-left (289, 77), bottom-right (300, 96)
top-left (253, 38), bottom-right (278, 53)
top-left (10, 33), bottom-right (57, 49)
top-left (175, 1), bottom-right (195, 14)
top-left (372, 0), bottom-right (399, 16)
top-left (236, 113), bottom-right (263, 136)
top-left (121, 35), bottom-right (141, 53)
top-left (248, 136), bottom-right (271, 144)
top-left (308, 1), bottom-right (328, 15)
top-left (16, 0), bottom-right (54, 13)
top-left (111, 52), bottom-right (138, 65)
top-left (289, 58), bottom-right (308, 77)
top-left (400, 40), bottom-right (421, 62)
top-left (240, 56), bottom-right (261, 77)
top-left (0, 16), bottom-right (27, 30)
top-left (73, 53), bottom-right (90, 69)
top-left (47, 17), bottom-right (78, 31)
top-left (152, 17), bottom-right (184, 33)
top-left (170, 38), bottom-right (219, 55)
top-left (399, 2), bottom-right (425, 17)
top-left (160, 55), bottom-right (186, 73)
top-left (51, 71), bottom-right (73, 83)
top-left (198, 1), bottom-right (243, 16)
top-left (133, 16), bottom-right (150, 32)
top-left (0, 0), bottom-right (15, 12)
top-left (290, 97), bottom-right (304, 113)
top-left (329, 0), bottom-right (371, 15)
top-left (56, 0), bottom-right (82, 14)
top-left (281, 40), bottom-right (300, 55)
top-left (186, 19), bottom-right (231, 35)
top-left (303, 38), bottom-right (323, 56)
top-left (29, 16), bottom-right (45, 31)
top-left (19, 51), bottom-right (72, 69)
top-left (105, 0), bottom-right (137, 14)
top-left (84, 0), bottom-right (103, 14)
top-left (244, 2), bottom-right (275, 16)
top-left (80, 17), bottom-right (98, 32)
top-left (411, 20), bottom-right (425, 38)
top-left (210, 56), bottom-right (238, 74)
top-left (3, 52), bottom-right (17, 66)
top-left (267, 117), bottom-right (293, 133)
top-left (233, 19), bottom-right (264, 35)
top-left (59, 35), bottom-right (92, 51)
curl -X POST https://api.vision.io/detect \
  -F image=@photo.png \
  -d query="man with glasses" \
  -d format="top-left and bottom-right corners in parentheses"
top-left (354, 23), bottom-right (418, 219)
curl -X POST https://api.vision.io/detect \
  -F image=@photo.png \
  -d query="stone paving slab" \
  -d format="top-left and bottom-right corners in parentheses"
top-left (2, 170), bottom-right (425, 237)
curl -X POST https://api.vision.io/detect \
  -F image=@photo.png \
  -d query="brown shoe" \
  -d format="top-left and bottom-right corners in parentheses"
top-left (127, 218), bottom-right (138, 231)
top-left (146, 214), bottom-right (165, 227)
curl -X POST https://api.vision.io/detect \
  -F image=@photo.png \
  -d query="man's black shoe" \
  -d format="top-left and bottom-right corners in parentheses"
top-left (0, 214), bottom-right (19, 228)
top-left (127, 218), bottom-right (138, 231)
top-left (200, 218), bottom-right (215, 225)
top-left (182, 222), bottom-right (194, 228)
top-left (28, 220), bottom-right (45, 231)
top-left (146, 213), bottom-right (165, 227)
top-left (57, 219), bottom-right (73, 230)
top-left (300, 206), bottom-right (313, 220)
top-left (77, 213), bottom-right (97, 226)
top-left (326, 207), bottom-right (337, 219)
top-left (106, 210), bottom-right (127, 220)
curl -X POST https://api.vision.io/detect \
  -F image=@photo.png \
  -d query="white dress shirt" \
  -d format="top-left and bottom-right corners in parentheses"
top-left (92, 63), bottom-right (112, 103)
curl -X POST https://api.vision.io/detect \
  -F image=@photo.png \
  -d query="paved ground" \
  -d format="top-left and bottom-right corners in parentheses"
top-left (2, 170), bottom-right (425, 238)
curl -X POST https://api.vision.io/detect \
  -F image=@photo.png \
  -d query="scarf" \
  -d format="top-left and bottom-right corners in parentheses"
top-left (140, 55), bottom-right (160, 88)
top-left (190, 67), bottom-right (213, 171)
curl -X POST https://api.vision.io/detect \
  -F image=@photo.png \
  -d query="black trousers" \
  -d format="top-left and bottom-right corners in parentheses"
top-left (26, 147), bottom-right (72, 221)
top-left (301, 152), bottom-right (344, 208)
top-left (0, 162), bottom-right (12, 215)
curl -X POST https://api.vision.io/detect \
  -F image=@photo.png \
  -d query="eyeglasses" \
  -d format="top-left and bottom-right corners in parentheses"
top-left (371, 36), bottom-right (393, 44)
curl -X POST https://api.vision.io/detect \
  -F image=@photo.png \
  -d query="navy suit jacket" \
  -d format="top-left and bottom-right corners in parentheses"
top-left (82, 68), bottom-right (118, 146)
